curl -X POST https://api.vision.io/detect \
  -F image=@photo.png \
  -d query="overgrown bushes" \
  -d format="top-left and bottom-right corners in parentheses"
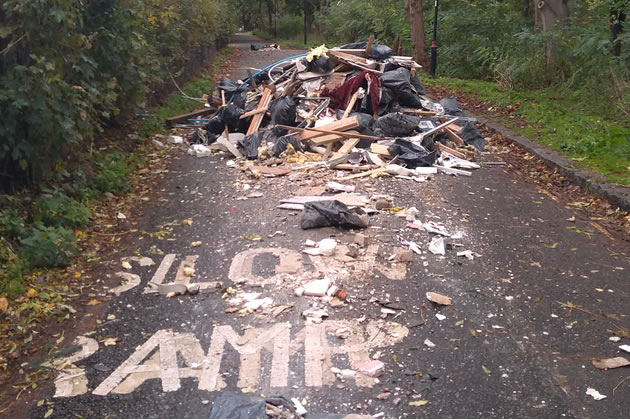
top-left (0, 0), bottom-right (236, 192)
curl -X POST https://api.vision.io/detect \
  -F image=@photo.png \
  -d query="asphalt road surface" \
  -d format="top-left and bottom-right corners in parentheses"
top-left (27, 33), bottom-right (630, 419)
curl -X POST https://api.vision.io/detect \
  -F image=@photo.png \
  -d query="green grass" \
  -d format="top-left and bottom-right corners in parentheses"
top-left (137, 47), bottom-right (233, 138)
top-left (424, 77), bottom-right (630, 186)
top-left (251, 30), bottom-right (324, 50)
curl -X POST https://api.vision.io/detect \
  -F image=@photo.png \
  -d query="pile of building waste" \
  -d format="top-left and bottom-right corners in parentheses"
top-left (167, 40), bottom-right (502, 192)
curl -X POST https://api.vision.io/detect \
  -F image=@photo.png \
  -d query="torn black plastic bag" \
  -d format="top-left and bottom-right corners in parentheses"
top-left (239, 132), bottom-right (264, 160)
top-left (456, 121), bottom-right (485, 151)
top-left (304, 56), bottom-right (334, 73)
top-left (388, 138), bottom-right (436, 168)
top-left (272, 135), bottom-right (303, 157)
top-left (203, 117), bottom-right (225, 135)
top-left (209, 392), bottom-right (266, 419)
top-left (338, 42), bottom-right (393, 60)
top-left (439, 96), bottom-right (465, 117)
top-left (373, 112), bottom-right (420, 137)
top-left (269, 97), bottom-right (297, 126)
top-left (380, 68), bottom-right (423, 108)
top-left (220, 104), bottom-right (247, 133)
top-left (217, 78), bottom-right (248, 109)
top-left (410, 74), bottom-right (425, 96)
top-left (301, 200), bottom-right (368, 230)
top-left (334, 110), bottom-right (376, 147)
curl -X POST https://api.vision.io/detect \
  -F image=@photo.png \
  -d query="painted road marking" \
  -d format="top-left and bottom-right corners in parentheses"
top-left (52, 336), bottom-right (99, 397)
top-left (115, 243), bottom-right (408, 297)
top-left (67, 321), bottom-right (407, 398)
top-left (228, 248), bottom-right (303, 285)
top-left (143, 253), bottom-right (176, 293)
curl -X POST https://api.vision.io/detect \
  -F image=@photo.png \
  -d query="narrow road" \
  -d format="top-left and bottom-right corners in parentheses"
top-left (29, 34), bottom-right (630, 418)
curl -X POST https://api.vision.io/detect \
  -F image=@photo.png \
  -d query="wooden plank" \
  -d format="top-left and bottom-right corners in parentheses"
top-left (343, 89), bottom-right (361, 118)
top-left (435, 143), bottom-right (465, 159)
top-left (311, 133), bottom-right (346, 145)
top-left (402, 109), bottom-right (437, 116)
top-left (248, 165), bottom-right (290, 176)
top-left (166, 108), bottom-right (215, 126)
top-left (422, 117), bottom-right (459, 138)
top-left (240, 107), bottom-right (269, 119)
top-left (336, 167), bottom-right (388, 181)
top-left (310, 130), bottom-right (365, 145)
top-left (365, 35), bottom-right (375, 58)
top-left (322, 141), bottom-right (338, 160)
top-left (217, 136), bottom-right (243, 159)
top-left (328, 50), bottom-right (382, 73)
top-left (276, 124), bottom-right (380, 143)
top-left (370, 143), bottom-right (391, 156)
top-left (331, 138), bottom-right (360, 161)
top-left (335, 163), bottom-right (376, 171)
top-left (329, 50), bottom-right (370, 65)
top-left (444, 127), bottom-right (465, 146)
top-left (434, 165), bottom-right (472, 177)
top-left (294, 116), bottom-right (359, 141)
top-left (246, 87), bottom-right (274, 136)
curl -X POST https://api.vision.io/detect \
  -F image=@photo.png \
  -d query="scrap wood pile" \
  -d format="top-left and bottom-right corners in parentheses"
top-left (167, 38), bottom-right (504, 228)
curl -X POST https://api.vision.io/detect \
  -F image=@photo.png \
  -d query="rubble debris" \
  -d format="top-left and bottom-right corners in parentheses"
top-left (303, 278), bottom-right (332, 297)
top-left (291, 398), bottom-right (308, 416)
top-left (352, 360), bottom-right (385, 377)
top-left (591, 357), bottom-right (630, 370)
top-left (586, 387), bottom-right (607, 400)
top-left (457, 250), bottom-right (480, 260)
top-left (426, 292), bottom-right (452, 306)
top-left (428, 237), bottom-right (446, 255)
top-left (167, 39), bottom-right (492, 215)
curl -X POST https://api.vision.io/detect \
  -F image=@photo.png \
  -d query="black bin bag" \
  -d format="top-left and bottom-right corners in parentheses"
top-left (387, 138), bottom-right (436, 168)
top-left (301, 200), bottom-right (368, 230)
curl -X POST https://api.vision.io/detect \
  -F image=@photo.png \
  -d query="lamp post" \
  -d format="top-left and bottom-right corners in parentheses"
top-left (430, 0), bottom-right (439, 78)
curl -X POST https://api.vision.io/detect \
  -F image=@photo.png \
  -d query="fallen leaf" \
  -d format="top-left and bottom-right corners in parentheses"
top-left (592, 357), bottom-right (630, 370)
top-left (241, 387), bottom-right (256, 394)
top-left (181, 218), bottom-right (193, 226)
top-left (27, 288), bottom-right (37, 297)
top-left (241, 233), bottom-right (262, 241)
top-left (543, 242), bottom-right (558, 249)
top-left (409, 400), bottom-right (428, 407)
top-left (103, 337), bottom-right (120, 346)
top-left (74, 272), bottom-right (81, 278)
top-left (225, 307), bottom-right (238, 313)
top-left (191, 241), bottom-right (202, 247)
top-left (44, 408), bottom-right (53, 418)
top-left (426, 292), bottom-right (452, 305)
top-left (0, 296), bottom-right (8, 312)
top-left (87, 299), bottom-right (101, 306)
top-left (482, 365), bottom-right (491, 375)
top-left (37, 400), bottom-right (44, 407)
top-left (455, 320), bottom-right (465, 326)
top-left (106, 314), bottom-right (116, 321)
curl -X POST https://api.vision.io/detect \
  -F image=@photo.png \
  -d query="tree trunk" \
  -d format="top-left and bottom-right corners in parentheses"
top-left (538, 0), bottom-right (574, 81)
top-left (404, 0), bottom-right (428, 70)
top-left (610, 2), bottom-right (627, 57)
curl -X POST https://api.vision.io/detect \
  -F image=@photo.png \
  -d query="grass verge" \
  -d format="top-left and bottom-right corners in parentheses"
top-left (423, 77), bottom-right (630, 186)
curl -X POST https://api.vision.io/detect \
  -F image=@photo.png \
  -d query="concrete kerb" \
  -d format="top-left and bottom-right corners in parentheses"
top-left (468, 112), bottom-right (630, 213)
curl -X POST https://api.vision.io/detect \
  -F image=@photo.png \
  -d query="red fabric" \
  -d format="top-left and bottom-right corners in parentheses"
top-left (321, 71), bottom-right (381, 114)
